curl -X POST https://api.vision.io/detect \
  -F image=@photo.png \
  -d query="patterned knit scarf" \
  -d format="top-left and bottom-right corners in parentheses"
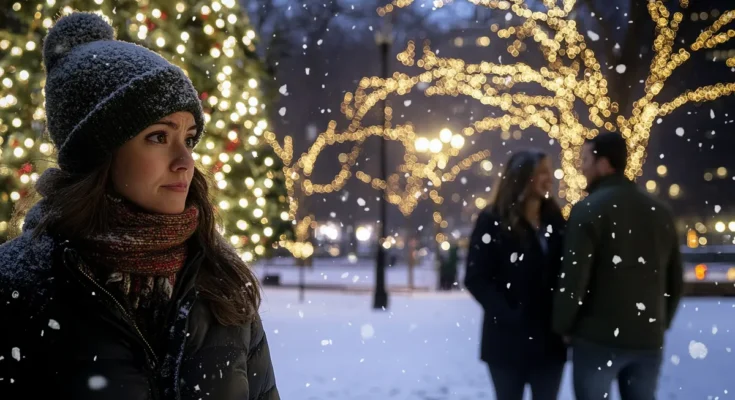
top-left (78, 196), bottom-right (199, 321)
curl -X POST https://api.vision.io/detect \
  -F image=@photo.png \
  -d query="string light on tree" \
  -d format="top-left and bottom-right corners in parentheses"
top-left (266, 0), bottom-right (735, 253)
top-left (391, 0), bottom-right (735, 212)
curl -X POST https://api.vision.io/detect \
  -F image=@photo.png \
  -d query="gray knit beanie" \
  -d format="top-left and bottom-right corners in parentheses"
top-left (42, 12), bottom-right (204, 173)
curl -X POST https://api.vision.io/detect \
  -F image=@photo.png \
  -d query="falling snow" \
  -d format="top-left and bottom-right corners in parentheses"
top-left (88, 375), bottom-right (108, 390)
top-left (360, 324), bottom-right (375, 340)
top-left (11, 347), bottom-right (20, 361)
top-left (26, 2), bottom-right (733, 397)
top-left (688, 340), bottom-right (708, 359)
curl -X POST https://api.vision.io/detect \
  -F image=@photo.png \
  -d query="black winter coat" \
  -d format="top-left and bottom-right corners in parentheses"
top-left (464, 209), bottom-right (567, 367)
top-left (0, 207), bottom-right (279, 400)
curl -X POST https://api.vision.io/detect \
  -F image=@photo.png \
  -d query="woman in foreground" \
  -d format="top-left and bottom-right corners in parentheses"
top-left (0, 12), bottom-right (278, 400)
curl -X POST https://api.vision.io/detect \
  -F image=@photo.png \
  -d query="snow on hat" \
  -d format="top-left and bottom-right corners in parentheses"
top-left (42, 11), bottom-right (204, 173)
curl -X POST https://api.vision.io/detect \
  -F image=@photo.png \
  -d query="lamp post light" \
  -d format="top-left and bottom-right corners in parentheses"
top-left (373, 18), bottom-right (394, 310)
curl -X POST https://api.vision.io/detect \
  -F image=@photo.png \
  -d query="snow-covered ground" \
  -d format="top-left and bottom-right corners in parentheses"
top-left (260, 288), bottom-right (733, 400)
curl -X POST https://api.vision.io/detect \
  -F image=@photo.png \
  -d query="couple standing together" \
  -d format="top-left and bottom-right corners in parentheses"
top-left (466, 133), bottom-right (684, 400)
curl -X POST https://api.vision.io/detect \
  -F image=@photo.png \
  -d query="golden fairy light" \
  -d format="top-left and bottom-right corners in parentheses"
top-left (266, 0), bottom-right (735, 252)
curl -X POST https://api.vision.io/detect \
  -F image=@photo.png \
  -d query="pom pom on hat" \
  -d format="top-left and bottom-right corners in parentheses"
top-left (43, 12), bottom-right (115, 71)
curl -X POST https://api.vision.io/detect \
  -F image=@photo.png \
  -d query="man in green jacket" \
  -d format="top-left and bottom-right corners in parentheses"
top-left (552, 132), bottom-right (684, 400)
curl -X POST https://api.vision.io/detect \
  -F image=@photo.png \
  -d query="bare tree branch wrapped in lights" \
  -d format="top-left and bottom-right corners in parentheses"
top-left (266, 0), bottom-right (735, 254)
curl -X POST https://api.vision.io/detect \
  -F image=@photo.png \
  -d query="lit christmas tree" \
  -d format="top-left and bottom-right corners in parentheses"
top-left (0, 0), bottom-right (291, 261)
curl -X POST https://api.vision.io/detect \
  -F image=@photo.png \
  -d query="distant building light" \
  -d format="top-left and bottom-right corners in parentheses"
top-left (715, 221), bottom-right (726, 233)
top-left (356, 225), bottom-right (373, 242)
top-left (687, 229), bottom-right (698, 248)
top-left (695, 263), bottom-right (707, 280)
top-left (317, 222), bottom-right (341, 241)
top-left (439, 128), bottom-right (453, 143)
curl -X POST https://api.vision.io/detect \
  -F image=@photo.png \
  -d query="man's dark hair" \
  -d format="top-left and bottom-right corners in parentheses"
top-left (587, 132), bottom-right (628, 174)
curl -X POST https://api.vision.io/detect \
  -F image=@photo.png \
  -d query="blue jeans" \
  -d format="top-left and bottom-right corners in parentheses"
top-left (487, 362), bottom-right (564, 400)
top-left (572, 339), bottom-right (662, 400)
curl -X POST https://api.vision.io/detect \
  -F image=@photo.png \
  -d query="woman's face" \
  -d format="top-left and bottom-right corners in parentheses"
top-left (111, 111), bottom-right (197, 214)
top-left (528, 156), bottom-right (553, 199)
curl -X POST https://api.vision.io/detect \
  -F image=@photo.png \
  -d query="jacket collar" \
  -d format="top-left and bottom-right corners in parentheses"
top-left (587, 174), bottom-right (632, 194)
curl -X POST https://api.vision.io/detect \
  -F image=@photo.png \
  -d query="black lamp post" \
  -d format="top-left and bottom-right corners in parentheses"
top-left (373, 18), bottom-right (393, 310)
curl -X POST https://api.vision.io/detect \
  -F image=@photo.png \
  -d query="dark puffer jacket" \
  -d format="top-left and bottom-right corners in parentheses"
top-left (0, 206), bottom-right (279, 400)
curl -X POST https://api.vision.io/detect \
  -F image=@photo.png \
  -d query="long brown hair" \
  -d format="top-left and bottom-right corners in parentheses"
top-left (488, 150), bottom-right (561, 235)
top-left (12, 159), bottom-right (261, 326)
